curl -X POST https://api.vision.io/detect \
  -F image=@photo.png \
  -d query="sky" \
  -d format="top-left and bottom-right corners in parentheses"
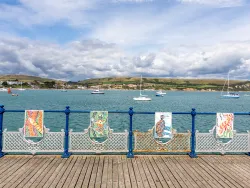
top-left (0, 0), bottom-right (250, 81)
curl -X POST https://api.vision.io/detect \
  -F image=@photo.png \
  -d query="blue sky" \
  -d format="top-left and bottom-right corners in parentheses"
top-left (0, 0), bottom-right (250, 80)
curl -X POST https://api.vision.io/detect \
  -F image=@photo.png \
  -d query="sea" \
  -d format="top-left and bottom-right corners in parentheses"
top-left (1, 89), bottom-right (250, 133)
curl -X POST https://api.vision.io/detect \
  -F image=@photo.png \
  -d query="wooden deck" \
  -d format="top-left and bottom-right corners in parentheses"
top-left (0, 155), bottom-right (250, 188)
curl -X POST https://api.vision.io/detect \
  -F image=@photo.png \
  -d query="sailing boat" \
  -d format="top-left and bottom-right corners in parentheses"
top-left (18, 82), bottom-right (26, 91)
top-left (91, 86), bottom-right (104, 94)
top-left (61, 85), bottom-right (67, 92)
top-left (8, 87), bottom-right (18, 96)
top-left (133, 76), bottom-right (151, 101)
top-left (220, 72), bottom-right (239, 99)
top-left (156, 90), bottom-right (166, 97)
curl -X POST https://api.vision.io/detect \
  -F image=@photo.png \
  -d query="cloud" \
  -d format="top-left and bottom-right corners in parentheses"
top-left (177, 0), bottom-right (245, 7)
top-left (0, 0), bottom-right (97, 27)
top-left (2, 37), bottom-right (250, 80)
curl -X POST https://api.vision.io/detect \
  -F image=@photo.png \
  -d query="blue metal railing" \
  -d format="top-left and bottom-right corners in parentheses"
top-left (0, 104), bottom-right (249, 158)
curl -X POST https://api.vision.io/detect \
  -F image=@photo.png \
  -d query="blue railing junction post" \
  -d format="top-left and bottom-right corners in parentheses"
top-left (62, 106), bottom-right (71, 158)
top-left (0, 105), bottom-right (5, 158)
top-left (127, 107), bottom-right (134, 158)
top-left (189, 108), bottom-right (197, 158)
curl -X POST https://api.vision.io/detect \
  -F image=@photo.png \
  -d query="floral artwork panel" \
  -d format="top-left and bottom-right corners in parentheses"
top-left (24, 110), bottom-right (44, 137)
top-left (89, 111), bottom-right (109, 138)
top-left (154, 112), bottom-right (172, 138)
top-left (216, 113), bottom-right (234, 138)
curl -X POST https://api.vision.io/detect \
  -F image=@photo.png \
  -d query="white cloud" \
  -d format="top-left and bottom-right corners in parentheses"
top-left (178, 0), bottom-right (245, 7)
top-left (0, 0), bottom-right (97, 27)
top-left (1, 36), bottom-right (250, 80)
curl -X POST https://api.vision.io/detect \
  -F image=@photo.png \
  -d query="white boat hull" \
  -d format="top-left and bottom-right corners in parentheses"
top-left (221, 95), bottom-right (240, 99)
top-left (133, 97), bottom-right (151, 101)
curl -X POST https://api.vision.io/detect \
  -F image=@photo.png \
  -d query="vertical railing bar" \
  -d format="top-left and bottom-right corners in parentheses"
top-left (62, 106), bottom-right (71, 158)
top-left (0, 105), bottom-right (5, 158)
top-left (189, 108), bottom-right (197, 158)
top-left (127, 107), bottom-right (134, 158)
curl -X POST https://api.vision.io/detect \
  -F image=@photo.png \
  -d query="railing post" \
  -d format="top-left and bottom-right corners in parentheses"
top-left (0, 105), bottom-right (5, 158)
top-left (189, 108), bottom-right (197, 158)
top-left (62, 106), bottom-right (71, 158)
top-left (127, 107), bottom-right (134, 158)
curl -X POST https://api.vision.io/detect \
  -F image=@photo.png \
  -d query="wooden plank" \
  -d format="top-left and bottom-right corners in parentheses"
top-left (148, 156), bottom-right (169, 188)
top-left (196, 157), bottom-right (236, 188)
top-left (11, 156), bottom-right (50, 188)
top-left (0, 156), bottom-right (37, 187)
top-left (55, 157), bottom-right (77, 188)
top-left (161, 156), bottom-right (187, 188)
top-left (95, 156), bottom-right (104, 188)
top-left (127, 158), bottom-right (138, 188)
top-left (42, 157), bottom-right (72, 188)
top-left (202, 156), bottom-right (248, 188)
top-left (135, 156), bottom-right (150, 188)
top-left (112, 156), bottom-right (119, 188)
top-left (81, 156), bottom-right (95, 188)
top-left (169, 156), bottom-right (199, 188)
top-left (0, 156), bottom-right (32, 185)
top-left (0, 156), bottom-right (26, 178)
top-left (223, 156), bottom-right (250, 182)
top-left (30, 157), bottom-right (62, 188)
top-left (140, 156), bottom-right (157, 188)
top-left (121, 155), bottom-right (132, 188)
top-left (118, 156), bottom-right (125, 188)
top-left (144, 156), bottom-right (162, 188)
top-left (101, 156), bottom-right (109, 188)
top-left (131, 156), bottom-right (144, 188)
top-left (68, 156), bottom-right (87, 187)
top-left (182, 157), bottom-right (222, 188)
top-left (22, 156), bottom-right (56, 188)
top-left (153, 156), bottom-right (181, 188)
top-left (75, 156), bottom-right (91, 188)
top-left (63, 156), bottom-right (82, 188)
top-left (152, 156), bottom-right (179, 188)
top-left (88, 156), bottom-right (100, 188)
top-left (106, 156), bottom-right (113, 188)
top-left (178, 156), bottom-right (214, 188)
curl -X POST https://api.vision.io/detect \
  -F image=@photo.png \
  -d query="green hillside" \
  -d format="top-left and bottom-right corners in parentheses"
top-left (79, 77), bottom-right (250, 91)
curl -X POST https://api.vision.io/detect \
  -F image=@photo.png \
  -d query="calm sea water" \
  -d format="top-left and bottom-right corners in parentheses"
top-left (1, 90), bottom-right (250, 133)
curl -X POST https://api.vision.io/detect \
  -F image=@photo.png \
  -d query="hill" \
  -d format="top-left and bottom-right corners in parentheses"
top-left (0, 74), bottom-right (57, 83)
top-left (0, 74), bottom-right (249, 91)
top-left (79, 77), bottom-right (250, 91)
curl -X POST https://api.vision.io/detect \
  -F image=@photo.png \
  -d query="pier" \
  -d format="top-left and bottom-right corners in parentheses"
top-left (0, 155), bottom-right (250, 187)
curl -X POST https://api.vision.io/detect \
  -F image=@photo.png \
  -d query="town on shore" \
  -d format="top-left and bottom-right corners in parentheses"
top-left (0, 74), bottom-right (250, 92)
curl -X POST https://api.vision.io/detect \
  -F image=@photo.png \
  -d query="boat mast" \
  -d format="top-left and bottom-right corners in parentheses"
top-left (140, 75), bottom-right (142, 96)
top-left (227, 72), bottom-right (229, 94)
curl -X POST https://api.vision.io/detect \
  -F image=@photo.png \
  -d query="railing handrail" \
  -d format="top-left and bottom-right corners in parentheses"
top-left (1, 104), bottom-right (250, 159)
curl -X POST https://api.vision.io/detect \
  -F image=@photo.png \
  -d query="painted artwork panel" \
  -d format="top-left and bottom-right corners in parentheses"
top-left (24, 110), bottom-right (44, 137)
top-left (216, 113), bottom-right (234, 138)
top-left (89, 111), bottom-right (109, 138)
top-left (154, 112), bottom-right (172, 138)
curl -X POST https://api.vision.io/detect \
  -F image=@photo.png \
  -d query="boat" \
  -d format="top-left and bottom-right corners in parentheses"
top-left (61, 85), bottom-right (67, 92)
top-left (220, 72), bottom-right (239, 99)
top-left (156, 93), bottom-right (164, 97)
top-left (91, 87), bottom-right (104, 94)
top-left (156, 90), bottom-right (166, 97)
top-left (8, 88), bottom-right (18, 96)
top-left (0, 88), bottom-right (7, 92)
top-left (133, 76), bottom-right (152, 101)
top-left (18, 82), bottom-right (26, 91)
top-left (8, 88), bottom-right (12, 94)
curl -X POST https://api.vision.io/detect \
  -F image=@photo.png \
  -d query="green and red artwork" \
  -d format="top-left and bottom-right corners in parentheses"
top-left (89, 111), bottom-right (109, 138)
top-left (216, 113), bottom-right (234, 138)
top-left (24, 110), bottom-right (44, 137)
